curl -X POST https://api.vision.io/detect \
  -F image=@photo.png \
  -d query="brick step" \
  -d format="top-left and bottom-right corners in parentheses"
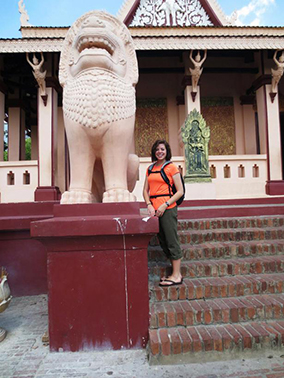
top-left (149, 227), bottom-right (284, 248)
top-left (150, 293), bottom-right (284, 328)
top-left (149, 255), bottom-right (284, 280)
top-left (178, 216), bottom-right (284, 231)
top-left (148, 240), bottom-right (284, 262)
top-left (178, 227), bottom-right (284, 245)
top-left (148, 320), bottom-right (284, 364)
top-left (150, 273), bottom-right (284, 302)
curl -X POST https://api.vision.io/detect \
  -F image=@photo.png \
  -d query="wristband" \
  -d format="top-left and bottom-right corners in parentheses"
top-left (165, 201), bottom-right (170, 207)
top-left (147, 203), bottom-right (152, 206)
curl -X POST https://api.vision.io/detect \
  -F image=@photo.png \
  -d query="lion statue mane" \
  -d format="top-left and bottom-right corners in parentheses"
top-left (59, 10), bottom-right (139, 203)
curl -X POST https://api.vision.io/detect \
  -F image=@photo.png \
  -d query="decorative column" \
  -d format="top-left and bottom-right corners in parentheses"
top-left (254, 75), bottom-right (284, 195)
top-left (34, 79), bottom-right (61, 201)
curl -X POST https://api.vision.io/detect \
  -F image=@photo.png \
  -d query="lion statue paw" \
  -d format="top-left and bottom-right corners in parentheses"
top-left (61, 190), bottom-right (94, 204)
top-left (102, 189), bottom-right (136, 203)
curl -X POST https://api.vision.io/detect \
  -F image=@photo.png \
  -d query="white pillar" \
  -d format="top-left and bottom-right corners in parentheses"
top-left (184, 85), bottom-right (201, 114)
top-left (37, 87), bottom-right (58, 186)
top-left (256, 85), bottom-right (282, 179)
top-left (265, 86), bottom-right (282, 180)
top-left (0, 92), bottom-right (4, 161)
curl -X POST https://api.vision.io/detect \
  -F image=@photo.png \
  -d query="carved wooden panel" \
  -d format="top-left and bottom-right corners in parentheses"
top-left (135, 98), bottom-right (168, 157)
top-left (201, 97), bottom-right (236, 155)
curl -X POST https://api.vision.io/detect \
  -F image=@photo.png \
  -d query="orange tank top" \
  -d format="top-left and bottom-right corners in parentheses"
top-left (146, 162), bottom-right (179, 211)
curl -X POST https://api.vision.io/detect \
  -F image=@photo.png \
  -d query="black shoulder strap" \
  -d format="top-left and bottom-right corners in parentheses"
top-left (160, 161), bottom-right (172, 186)
top-left (147, 162), bottom-right (156, 175)
top-left (160, 161), bottom-right (173, 195)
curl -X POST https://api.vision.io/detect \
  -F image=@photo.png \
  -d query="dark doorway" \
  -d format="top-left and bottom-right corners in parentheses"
top-left (280, 113), bottom-right (284, 179)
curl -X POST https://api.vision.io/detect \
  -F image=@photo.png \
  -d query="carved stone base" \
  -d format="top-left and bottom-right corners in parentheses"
top-left (34, 186), bottom-right (61, 202)
top-left (30, 203), bottom-right (158, 352)
top-left (0, 328), bottom-right (6, 342)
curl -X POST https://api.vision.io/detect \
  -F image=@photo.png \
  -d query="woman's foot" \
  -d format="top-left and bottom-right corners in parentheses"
top-left (159, 275), bottom-right (183, 286)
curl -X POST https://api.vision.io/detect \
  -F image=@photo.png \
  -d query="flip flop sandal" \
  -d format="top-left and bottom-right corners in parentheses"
top-left (159, 278), bottom-right (183, 287)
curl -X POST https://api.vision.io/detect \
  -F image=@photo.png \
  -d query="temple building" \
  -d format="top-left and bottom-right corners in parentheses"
top-left (0, 0), bottom-right (284, 202)
top-left (1, 1), bottom-right (284, 359)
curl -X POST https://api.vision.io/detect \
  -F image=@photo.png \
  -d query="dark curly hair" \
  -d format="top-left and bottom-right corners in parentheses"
top-left (151, 139), bottom-right (172, 162)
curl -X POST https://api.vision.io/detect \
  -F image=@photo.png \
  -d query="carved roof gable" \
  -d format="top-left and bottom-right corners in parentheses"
top-left (117, 0), bottom-right (231, 27)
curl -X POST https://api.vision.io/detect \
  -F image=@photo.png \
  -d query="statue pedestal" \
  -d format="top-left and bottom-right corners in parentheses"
top-left (31, 203), bottom-right (158, 352)
top-left (185, 182), bottom-right (216, 200)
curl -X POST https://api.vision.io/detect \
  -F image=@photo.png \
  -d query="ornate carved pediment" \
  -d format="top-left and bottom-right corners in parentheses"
top-left (130, 0), bottom-right (212, 27)
top-left (118, 0), bottom-right (231, 27)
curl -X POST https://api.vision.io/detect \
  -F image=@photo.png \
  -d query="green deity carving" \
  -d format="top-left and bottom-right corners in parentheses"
top-left (181, 109), bottom-right (211, 183)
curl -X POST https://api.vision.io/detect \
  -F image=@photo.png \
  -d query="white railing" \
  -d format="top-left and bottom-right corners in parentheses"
top-left (132, 155), bottom-right (268, 200)
top-left (0, 161), bottom-right (38, 203)
top-left (0, 156), bottom-right (268, 203)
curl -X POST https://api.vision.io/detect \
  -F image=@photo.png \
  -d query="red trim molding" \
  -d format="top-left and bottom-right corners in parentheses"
top-left (266, 180), bottom-right (284, 195)
top-left (34, 186), bottom-right (61, 202)
top-left (124, 0), bottom-right (140, 25)
top-left (199, 0), bottom-right (223, 26)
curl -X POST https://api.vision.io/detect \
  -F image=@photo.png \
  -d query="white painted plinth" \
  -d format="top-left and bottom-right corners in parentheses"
top-left (185, 182), bottom-right (216, 200)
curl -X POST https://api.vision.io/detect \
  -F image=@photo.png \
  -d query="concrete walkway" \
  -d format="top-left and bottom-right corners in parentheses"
top-left (1, 295), bottom-right (284, 378)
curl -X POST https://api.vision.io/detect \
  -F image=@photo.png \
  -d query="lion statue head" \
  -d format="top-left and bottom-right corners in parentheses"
top-left (59, 10), bottom-right (139, 129)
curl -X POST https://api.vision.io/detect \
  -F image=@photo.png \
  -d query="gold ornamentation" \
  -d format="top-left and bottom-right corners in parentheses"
top-left (135, 98), bottom-right (168, 157)
top-left (201, 97), bottom-right (236, 155)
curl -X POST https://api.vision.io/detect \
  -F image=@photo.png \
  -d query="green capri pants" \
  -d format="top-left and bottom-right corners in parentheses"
top-left (158, 206), bottom-right (182, 260)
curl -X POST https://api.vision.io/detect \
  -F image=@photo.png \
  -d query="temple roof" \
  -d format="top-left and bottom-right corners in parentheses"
top-left (0, 0), bottom-right (283, 54)
top-left (1, 26), bottom-right (284, 53)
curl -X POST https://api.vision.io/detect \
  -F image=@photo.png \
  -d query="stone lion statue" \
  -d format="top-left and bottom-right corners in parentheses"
top-left (59, 11), bottom-right (139, 203)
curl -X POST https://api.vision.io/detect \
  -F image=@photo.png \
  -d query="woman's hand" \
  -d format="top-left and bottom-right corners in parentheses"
top-left (147, 204), bottom-right (155, 217)
top-left (156, 203), bottom-right (168, 217)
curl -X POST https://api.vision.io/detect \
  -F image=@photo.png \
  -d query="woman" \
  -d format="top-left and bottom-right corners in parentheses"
top-left (143, 140), bottom-right (184, 286)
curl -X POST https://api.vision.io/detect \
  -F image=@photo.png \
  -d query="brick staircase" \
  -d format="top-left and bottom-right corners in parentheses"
top-left (147, 213), bottom-right (284, 364)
